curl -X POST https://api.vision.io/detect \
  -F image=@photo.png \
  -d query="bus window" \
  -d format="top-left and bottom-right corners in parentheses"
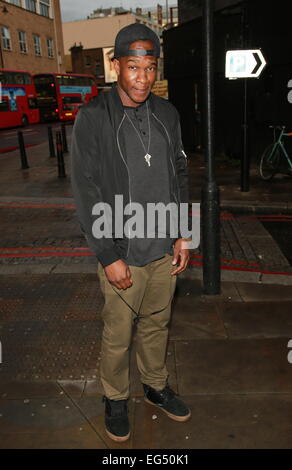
top-left (0, 100), bottom-right (9, 112)
top-left (34, 77), bottom-right (57, 98)
top-left (62, 95), bottom-right (82, 104)
top-left (1, 71), bottom-right (32, 85)
top-left (8, 90), bottom-right (18, 111)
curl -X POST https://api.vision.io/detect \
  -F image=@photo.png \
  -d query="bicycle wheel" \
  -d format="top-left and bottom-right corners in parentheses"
top-left (259, 144), bottom-right (280, 180)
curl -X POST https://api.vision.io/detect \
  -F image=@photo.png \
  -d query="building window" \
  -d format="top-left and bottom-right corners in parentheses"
top-left (1, 26), bottom-right (11, 51)
top-left (10, 0), bottom-right (22, 6)
top-left (33, 34), bottom-right (42, 56)
top-left (95, 61), bottom-right (102, 76)
top-left (25, 0), bottom-right (37, 13)
top-left (47, 37), bottom-right (54, 58)
top-left (40, 0), bottom-right (50, 17)
top-left (85, 55), bottom-right (91, 66)
top-left (18, 31), bottom-right (28, 53)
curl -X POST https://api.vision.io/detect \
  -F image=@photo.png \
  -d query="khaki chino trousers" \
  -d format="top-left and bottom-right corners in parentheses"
top-left (97, 254), bottom-right (177, 400)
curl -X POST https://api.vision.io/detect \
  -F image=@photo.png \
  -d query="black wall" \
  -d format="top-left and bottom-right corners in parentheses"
top-left (164, 0), bottom-right (292, 158)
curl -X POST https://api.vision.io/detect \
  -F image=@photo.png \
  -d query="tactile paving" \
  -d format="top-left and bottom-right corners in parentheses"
top-left (0, 274), bottom-right (104, 380)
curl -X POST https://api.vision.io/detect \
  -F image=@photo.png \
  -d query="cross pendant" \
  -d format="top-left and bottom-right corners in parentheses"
top-left (145, 153), bottom-right (151, 167)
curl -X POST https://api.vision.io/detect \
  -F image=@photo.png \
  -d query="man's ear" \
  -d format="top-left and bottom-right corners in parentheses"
top-left (113, 58), bottom-right (120, 76)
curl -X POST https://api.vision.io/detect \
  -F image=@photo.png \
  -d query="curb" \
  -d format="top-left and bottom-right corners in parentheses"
top-left (220, 201), bottom-right (292, 214)
top-left (0, 263), bottom-right (292, 285)
top-left (180, 266), bottom-right (292, 286)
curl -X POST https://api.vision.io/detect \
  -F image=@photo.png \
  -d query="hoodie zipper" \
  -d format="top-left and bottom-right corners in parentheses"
top-left (152, 112), bottom-right (180, 206)
top-left (116, 113), bottom-right (132, 258)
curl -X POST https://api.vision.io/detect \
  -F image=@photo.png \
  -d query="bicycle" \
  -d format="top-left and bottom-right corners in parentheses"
top-left (259, 125), bottom-right (292, 180)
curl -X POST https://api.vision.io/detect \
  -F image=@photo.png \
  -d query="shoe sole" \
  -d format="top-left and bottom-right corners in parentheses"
top-left (144, 397), bottom-right (191, 422)
top-left (105, 428), bottom-right (131, 442)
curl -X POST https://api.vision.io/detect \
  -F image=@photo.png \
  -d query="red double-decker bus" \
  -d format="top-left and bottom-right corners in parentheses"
top-left (33, 72), bottom-right (98, 122)
top-left (0, 69), bottom-right (40, 129)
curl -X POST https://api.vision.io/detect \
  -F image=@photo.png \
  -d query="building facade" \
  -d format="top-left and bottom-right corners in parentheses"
top-left (63, 11), bottom-right (164, 85)
top-left (0, 0), bottom-right (65, 73)
top-left (69, 45), bottom-right (105, 87)
top-left (165, 0), bottom-right (292, 158)
top-left (177, 0), bottom-right (239, 24)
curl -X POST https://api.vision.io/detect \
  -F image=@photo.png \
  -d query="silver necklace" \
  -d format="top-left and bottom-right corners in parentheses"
top-left (124, 100), bottom-right (152, 167)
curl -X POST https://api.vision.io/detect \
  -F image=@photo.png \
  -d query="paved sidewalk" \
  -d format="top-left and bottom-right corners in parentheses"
top-left (1, 136), bottom-right (292, 449)
top-left (0, 138), bottom-right (291, 283)
top-left (1, 275), bottom-right (292, 449)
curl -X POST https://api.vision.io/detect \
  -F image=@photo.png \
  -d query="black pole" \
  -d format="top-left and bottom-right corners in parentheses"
top-left (241, 79), bottom-right (250, 191)
top-left (241, 2), bottom-right (250, 192)
top-left (201, 0), bottom-right (221, 294)
top-left (48, 126), bottom-right (56, 158)
top-left (56, 131), bottom-right (66, 178)
top-left (61, 122), bottom-right (68, 153)
top-left (18, 130), bottom-right (29, 169)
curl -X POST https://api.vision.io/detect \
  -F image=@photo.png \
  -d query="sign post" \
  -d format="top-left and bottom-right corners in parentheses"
top-left (225, 49), bottom-right (266, 79)
top-left (201, 0), bottom-right (221, 295)
top-left (225, 49), bottom-right (266, 191)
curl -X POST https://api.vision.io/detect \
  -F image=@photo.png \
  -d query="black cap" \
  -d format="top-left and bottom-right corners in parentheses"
top-left (113, 23), bottom-right (160, 59)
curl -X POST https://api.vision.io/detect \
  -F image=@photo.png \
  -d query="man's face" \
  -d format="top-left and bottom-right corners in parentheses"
top-left (113, 40), bottom-right (158, 107)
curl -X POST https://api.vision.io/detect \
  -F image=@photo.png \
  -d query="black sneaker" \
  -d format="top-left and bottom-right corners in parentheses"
top-left (103, 396), bottom-right (130, 442)
top-left (143, 384), bottom-right (191, 422)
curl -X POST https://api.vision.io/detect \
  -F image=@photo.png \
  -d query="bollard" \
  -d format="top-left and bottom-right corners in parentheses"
top-left (18, 130), bottom-right (29, 169)
top-left (48, 125), bottom-right (56, 158)
top-left (61, 122), bottom-right (68, 153)
top-left (56, 131), bottom-right (66, 178)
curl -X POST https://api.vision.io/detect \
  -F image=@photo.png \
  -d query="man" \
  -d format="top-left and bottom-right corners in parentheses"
top-left (71, 23), bottom-right (191, 443)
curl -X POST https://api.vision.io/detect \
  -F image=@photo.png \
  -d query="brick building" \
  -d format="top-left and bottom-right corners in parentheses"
top-left (63, 10), bottom-right (164, 86)
top-left (69, 44), bottom-right (104, 87)
top-left (0, 0), bottom-right (65, 73)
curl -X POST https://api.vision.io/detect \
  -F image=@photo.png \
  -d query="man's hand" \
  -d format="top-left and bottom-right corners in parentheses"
top-left (171, 238), bottom-right (190, 275)
top-left (104, 259), bottom-right (133, 290)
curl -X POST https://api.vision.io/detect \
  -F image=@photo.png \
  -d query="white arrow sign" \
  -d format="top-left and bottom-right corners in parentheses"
top-left (225, 49), bottom-right (266, 79)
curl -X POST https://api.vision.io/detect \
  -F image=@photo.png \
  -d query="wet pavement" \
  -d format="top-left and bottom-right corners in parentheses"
top-left (0, 137), bottom-right (292, 448)
top-left (1, 276), bottom-right (292, 449)
top-left (262, 220), bottom-right (292, 265)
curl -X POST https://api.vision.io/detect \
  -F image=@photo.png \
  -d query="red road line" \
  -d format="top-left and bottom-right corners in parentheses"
top-left (253, 214), bottom-right (292, 218)
top-left (0, 251), bottom-right (92, 258)
top-left (188, 259), bottom-right (292, 276)
top-left (256, 218), bottom-right (292, 221)
top-left (220, 214), bottom-right (292, 220)
top-left (0, 247), bottom-right (260, 268)
top-left (0, 249), bottom-right (288, 275)
top-left (1, 202), bottom-right (292, 222)
top-left (0, 203), bottom-right (75, 209)
top-left (0, 246), bottom-right (89, 252)
top-left (190, 253), bottom-right (260, 267)
top-left (0, 143), bottom-right (38, 153)
top-left (0, 249), bottom-right (290, 276)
